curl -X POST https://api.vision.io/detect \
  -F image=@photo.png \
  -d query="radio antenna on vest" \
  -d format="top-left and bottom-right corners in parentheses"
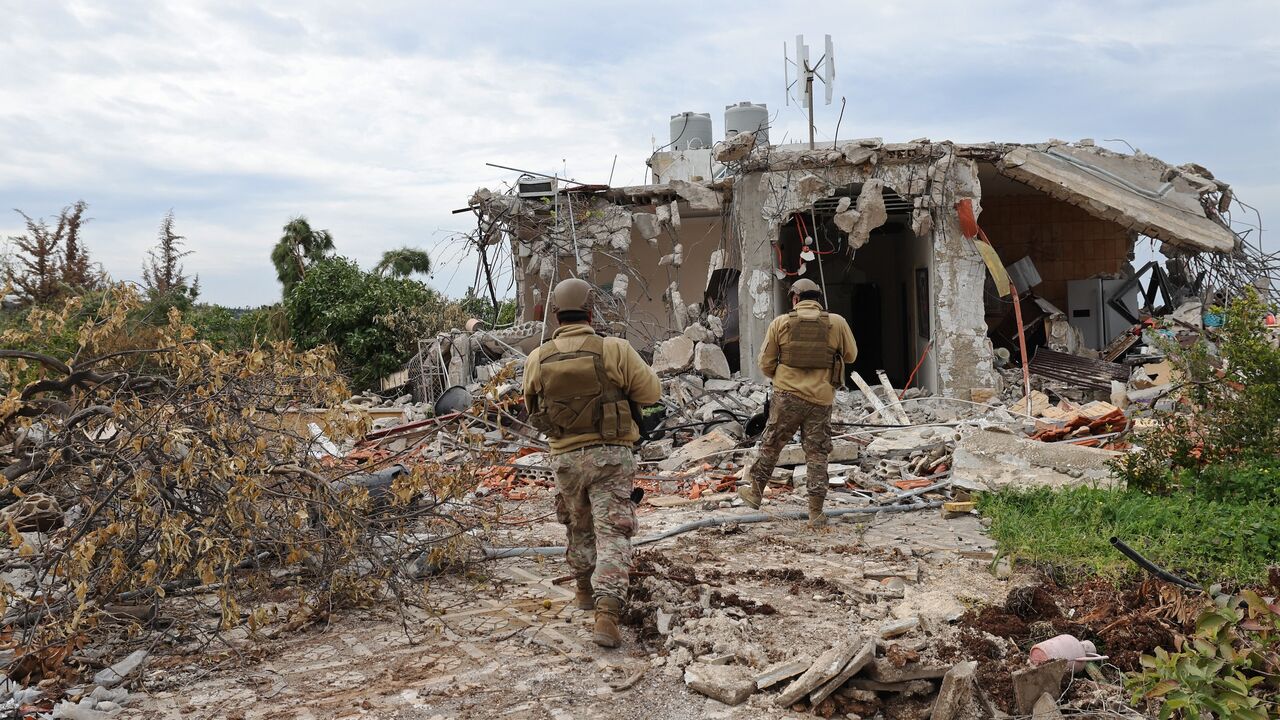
top-left (784, 34), bottom-right (835, 150)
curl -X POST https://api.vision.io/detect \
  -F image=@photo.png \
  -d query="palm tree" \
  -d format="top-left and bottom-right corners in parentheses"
top-left (375, 247), bottom-right (432, 279)
top-left (271, 216), bottom-right (334, 294)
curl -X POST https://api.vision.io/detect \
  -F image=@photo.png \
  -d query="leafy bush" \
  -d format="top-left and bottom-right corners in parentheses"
top-left (1126, 591), bottom-right (1280, 719)
top-left (284, 256), bottom-right (435, 390)
top-left (1115, 288), bottom-right (1280, 494)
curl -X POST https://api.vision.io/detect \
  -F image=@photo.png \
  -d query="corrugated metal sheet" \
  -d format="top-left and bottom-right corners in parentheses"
top-left (1028, 347), bottom-right (1130, 392)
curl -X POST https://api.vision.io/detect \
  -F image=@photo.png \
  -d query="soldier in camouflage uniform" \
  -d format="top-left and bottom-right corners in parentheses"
top-left (524, 278), bottom-right (660, 648)
top-left (740, 278), bottom-right (857, 527)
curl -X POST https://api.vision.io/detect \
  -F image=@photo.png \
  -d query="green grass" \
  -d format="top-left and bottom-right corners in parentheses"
top-left (977, 487), bottom-right (1280, 587)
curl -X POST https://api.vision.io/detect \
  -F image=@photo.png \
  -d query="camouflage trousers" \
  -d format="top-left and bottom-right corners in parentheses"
top-left (748, 391), bottom-right (834, 500)
top-left (551, 444), bottom-right (637, 603)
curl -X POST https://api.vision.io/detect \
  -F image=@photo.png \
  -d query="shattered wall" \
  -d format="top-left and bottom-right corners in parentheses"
top-left (980, 189), bottom-right (1133, 311)
top-left (502, 188), bottom-right (729, 353)
top-left (732, 141), bottom-right (997, 397)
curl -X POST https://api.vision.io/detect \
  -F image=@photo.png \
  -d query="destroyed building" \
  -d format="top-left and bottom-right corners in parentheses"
top-left (449, 107), bottom-right (1263, 401)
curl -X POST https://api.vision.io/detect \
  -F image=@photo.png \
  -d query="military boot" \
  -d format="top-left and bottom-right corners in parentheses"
top-left (593, 596), bottom-right (623, 648)
top-left (573, 577), bottom-right (594, 610)
top-left (807, 496), bottom-right (828, 528)
top-left (737, 479), bottom-right (764, 509)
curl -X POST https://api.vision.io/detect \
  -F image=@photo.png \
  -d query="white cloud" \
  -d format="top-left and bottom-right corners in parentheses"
top-left (1, 0), bottom-right (1276, 305)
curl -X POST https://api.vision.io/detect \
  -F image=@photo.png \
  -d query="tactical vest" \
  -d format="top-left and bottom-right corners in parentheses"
top-left (779, 311), bottom-right (836, 370)
top-left (528, 334), bottom-right (633, 440)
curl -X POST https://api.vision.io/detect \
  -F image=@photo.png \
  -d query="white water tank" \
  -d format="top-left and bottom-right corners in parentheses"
top-left (669, 112), bottom-right (713, 151)
top-left (725, 102), bottom-right (769, 144)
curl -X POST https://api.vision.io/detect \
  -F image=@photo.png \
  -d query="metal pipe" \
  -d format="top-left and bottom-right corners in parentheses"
top-left (480, 502), bottom-right (943, 559)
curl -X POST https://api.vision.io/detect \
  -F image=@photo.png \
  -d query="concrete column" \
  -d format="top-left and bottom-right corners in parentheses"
top-left (734, 173), bottom-right (778, 382)
top-left (930, 160), bottom-right (999, 397)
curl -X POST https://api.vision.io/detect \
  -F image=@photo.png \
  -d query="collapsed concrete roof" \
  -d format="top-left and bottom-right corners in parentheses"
top-left (996, 144), bottom-right (1239, 255)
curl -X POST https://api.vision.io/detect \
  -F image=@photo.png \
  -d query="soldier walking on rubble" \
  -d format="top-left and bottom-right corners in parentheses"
top-left (738, 278), bottom-right (857, 528)
top-left (523, 278), bottom-right (661, 648)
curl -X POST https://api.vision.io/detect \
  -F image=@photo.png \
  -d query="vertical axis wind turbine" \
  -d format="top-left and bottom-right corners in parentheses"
top-left (784, 34), bottom-right (835, 150)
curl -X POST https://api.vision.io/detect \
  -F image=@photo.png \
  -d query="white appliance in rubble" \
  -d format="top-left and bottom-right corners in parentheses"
top-left (1066, 278), bottom-right (1140, 350)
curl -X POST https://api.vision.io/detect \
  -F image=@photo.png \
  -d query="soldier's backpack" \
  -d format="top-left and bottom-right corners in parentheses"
top-left (528, 335), bottom-right (633, 440)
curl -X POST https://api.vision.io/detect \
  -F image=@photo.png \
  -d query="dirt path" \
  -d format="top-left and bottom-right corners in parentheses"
top-left (137, 495), bottom-right (1009, 719)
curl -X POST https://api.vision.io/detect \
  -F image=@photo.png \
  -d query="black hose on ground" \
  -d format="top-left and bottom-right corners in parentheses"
top-left (1109, 536), bottom-right (1201, 591)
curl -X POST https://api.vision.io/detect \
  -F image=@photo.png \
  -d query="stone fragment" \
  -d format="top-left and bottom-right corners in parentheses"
top-left (684, 663), bottom-right (754, 706)
top-left (634, 212), bottom-right (661, 241)
top-left (879, 617), bottom-right (920, 639)
top-left (754, 656), bottom-right (813, 690)
top-left (693, 343), bottom-right (731, 380)
top-left (670, 180), bottom-right (721, 212)
top-left (848, 678), bottom-right (934, 696)
top-left (716, 132), bottom-right (756, 162)
top-left (658, 430), bottom-right (737, 471)
top-left (1013, 659), bottom-right (1068, 715)
top-left (775, 635), bottom-right (866, 707)
top-left (929, 660), bottom-right (977, 720)
top-left (866, 658), bottom-right (952, 683)
top-left (776, 439), bottom-right (859, 466)
top-left (951, 429), bottom-right (1119, 492)
top-left (683, 323), bottom-right (711, 343)
top-left (641, 439), bottom-right (674, 461)
top-left (1032, 692), bottom-right (1064, 720)
top-left (704, 379), bottom-right (739, 393)
top-left (834, 179), bottom-right (888, 249)
top-left (652, 336), bottom-right (696, 375)
top-left (809, 639), bottom-right (875, 705)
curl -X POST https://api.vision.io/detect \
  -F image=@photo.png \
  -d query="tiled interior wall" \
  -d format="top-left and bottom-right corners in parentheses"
top-left (979, 193), bottom-right (1132, 311)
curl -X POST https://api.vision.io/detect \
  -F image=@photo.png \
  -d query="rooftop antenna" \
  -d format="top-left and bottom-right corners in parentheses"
top-left (784, 34), bottom-right (835, 150)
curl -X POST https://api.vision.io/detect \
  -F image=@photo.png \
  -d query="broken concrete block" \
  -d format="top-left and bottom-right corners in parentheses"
top-left (809, 639), bottom-right (875, 705)
top-left (716, 132), bottom-right (756, 162)
top-left (684, 663), bottom-right (754, 706)
top-left (969, 388), bottom-right (998, 405)
top-left (658, 430), bottom-right (737, 471)
top-left (1013, 659), bottom-right (1068, 715)
top-left (612, 272), bottom-right (630, 299)
top-left (951, 429), bottom-right (1119, 492)
top-left (653, 336), bottom-right (696, 375)
top-left (683, 323), bottom-right (711, 344)
top-left (776, 439), bottom-right (859, 466)
top-left (930, 660), bottom-right (977, 720)
top-left (834, 179), bottom-right (888, 249)
top-left (879, 617), bottom-right (920, 639)
top-left (1032, 692), bottom-right (1064, 720)
top-left (755, 656), bottom-right (813, 690)
top-left (849, 678), bottom-right (935, 696)
top-left (640, 439), bottom-right (674, 461)
top-left (634, 212), bottom-right (661, 241)
top-left (867, 658), bottom-right (952, 683)
top-left (775, 634), bottom-right (867, 707)
top-left (670, 180), bottom-right (722, 212)
top-left (693, 342), bottom-right (731, 380)
top-left (704, 379), bottom-right (739, 393)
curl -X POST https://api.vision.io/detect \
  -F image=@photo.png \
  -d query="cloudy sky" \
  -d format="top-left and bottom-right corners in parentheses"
top-left (2, 1), bottom-right (1276, 307)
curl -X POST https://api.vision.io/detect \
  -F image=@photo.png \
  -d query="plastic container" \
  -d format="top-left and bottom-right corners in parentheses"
top-left (1030, 634), bottom-right (1106, 671)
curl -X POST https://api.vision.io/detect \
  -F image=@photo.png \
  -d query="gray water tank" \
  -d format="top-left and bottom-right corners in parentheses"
top-left (669, 112), bottom-right (713, 151)
top-left (725, 102), bottom-right (769, 144)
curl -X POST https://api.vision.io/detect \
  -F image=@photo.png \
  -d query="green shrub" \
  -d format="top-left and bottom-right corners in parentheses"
top-left (1126, 591), bottom-right (1280, 719)
top-left (1115, 289), bottom-right (1280, 494)
top-left (284, 256), bottom-right (435, 390)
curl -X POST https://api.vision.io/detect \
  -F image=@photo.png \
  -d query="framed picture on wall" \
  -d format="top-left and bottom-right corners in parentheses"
top-left (915, 267), bottom-right (930, 340)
